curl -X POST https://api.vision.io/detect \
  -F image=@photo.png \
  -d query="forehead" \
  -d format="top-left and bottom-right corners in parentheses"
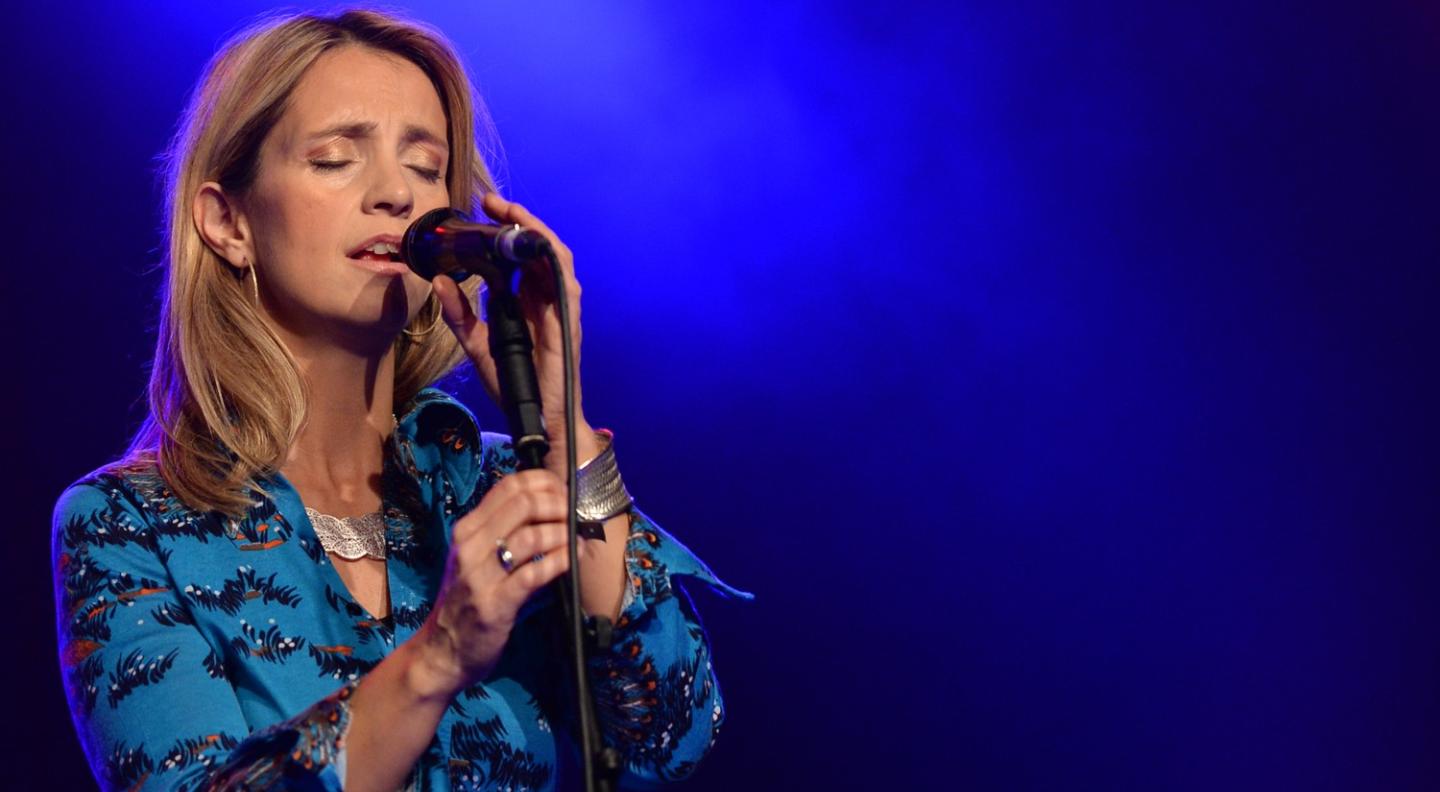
top-left (274, 45), bottom-right (448, 147)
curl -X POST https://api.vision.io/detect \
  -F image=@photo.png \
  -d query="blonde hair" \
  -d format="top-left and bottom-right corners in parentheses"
top-left (125, 8), bottom-right (498, 515)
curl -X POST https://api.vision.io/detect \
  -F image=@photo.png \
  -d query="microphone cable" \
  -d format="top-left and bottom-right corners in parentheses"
top-left (544, 247), bottom-right (621, 792)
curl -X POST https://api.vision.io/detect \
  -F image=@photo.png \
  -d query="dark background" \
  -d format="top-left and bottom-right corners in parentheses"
top-left (6, 1), bottom-right (1436, 788)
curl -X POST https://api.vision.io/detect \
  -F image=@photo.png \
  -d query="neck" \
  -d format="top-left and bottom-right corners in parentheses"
top-left (278, 331), bottom-right (399, 514)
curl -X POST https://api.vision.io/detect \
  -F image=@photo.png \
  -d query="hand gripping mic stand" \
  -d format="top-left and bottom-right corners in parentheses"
top-left (402, 207), bottom-right (622, 792)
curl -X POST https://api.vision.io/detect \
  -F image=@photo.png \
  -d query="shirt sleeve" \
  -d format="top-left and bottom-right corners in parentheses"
top-left (585, 508), bottom-right (752, 785)
top-left (53, 478), bottom-right (355, 792)
top-left (466, 427), bottom-right (753, 783)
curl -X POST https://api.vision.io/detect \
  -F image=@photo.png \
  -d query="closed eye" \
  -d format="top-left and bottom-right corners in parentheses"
top-left (309, 160), bottom-right (440, 183)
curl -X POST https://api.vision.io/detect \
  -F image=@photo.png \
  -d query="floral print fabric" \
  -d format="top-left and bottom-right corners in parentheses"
top-left (52, 388), bottom-right (749, 791)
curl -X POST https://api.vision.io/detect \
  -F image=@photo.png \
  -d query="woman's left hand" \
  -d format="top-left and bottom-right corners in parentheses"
top-left (430, 192), bottom-right (603, 475)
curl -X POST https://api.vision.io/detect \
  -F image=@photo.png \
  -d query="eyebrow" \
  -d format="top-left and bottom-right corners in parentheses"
top-left (304, 121), bottom-right (447, 150)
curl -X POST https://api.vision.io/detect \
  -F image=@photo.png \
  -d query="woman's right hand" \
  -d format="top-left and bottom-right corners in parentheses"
top-left (409, 468), bottom-right (573, 698)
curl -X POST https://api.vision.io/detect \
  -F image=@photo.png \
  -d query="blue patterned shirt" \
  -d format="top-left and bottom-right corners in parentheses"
top-left (52, 388), bottom-right (748, 791)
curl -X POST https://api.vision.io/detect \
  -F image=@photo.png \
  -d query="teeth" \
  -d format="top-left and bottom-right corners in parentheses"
top-left (362, 241), bottom-right (399, 255)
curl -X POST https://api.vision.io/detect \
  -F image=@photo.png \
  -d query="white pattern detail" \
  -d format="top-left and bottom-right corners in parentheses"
top-left (305, 507), bottom-right (386, 561)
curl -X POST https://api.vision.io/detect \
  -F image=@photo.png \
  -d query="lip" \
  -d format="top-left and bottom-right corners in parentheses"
top-left (347, 256), bottom-right (411, 276)
top-left (345, 233), bottom-right (409, 277)
top-left (346, 233), bottom-right (404, 258)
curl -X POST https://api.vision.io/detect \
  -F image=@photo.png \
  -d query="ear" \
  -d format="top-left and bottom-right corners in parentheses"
top-left (193, 182), bottom-right (254, 270)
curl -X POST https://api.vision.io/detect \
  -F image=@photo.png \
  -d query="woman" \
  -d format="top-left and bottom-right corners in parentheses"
top-left (52, 9), bottom-right (744, 791)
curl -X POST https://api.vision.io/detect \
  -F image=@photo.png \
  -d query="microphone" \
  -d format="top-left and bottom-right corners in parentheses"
top-left (400, 207), bottom-right (551, 283)
top-left (400, 205), bottom-right (553, 470)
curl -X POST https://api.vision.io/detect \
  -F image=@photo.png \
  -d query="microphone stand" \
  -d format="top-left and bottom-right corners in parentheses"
top-left (476, 255), bottom-right (622, 792)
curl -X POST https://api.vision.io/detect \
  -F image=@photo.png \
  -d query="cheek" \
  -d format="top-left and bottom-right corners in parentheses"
top-left (420, 185), bottom-right (451, 214)
top-left (257, 195), bottom-right (337, 279)
top-left (289, 197), bottom-right (337, 259)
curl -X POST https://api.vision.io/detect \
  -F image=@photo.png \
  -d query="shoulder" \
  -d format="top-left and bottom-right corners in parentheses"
top-left (53, 456), bottom-right (217, 556)
top-left (54, 458), bottom-right (161, 531)
top-left (51, 462), bottom-right (170, 598)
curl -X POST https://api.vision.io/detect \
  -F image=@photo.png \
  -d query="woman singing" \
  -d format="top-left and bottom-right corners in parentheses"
top-left (52, 9), bottom-right (744, 791)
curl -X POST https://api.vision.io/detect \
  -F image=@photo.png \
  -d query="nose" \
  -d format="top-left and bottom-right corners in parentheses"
top-left (362, 156), bottom-right (413, 218)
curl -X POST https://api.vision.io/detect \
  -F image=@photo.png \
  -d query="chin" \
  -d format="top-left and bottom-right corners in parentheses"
top-left (336, 277), bottom-right (427, 334)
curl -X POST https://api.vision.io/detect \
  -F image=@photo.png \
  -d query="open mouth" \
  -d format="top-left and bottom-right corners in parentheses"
top-left (349, 240), bottom-right (403, 263)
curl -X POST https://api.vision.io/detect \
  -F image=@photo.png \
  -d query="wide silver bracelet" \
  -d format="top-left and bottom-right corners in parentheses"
top-left (576, 429), bottom-right (633, 526)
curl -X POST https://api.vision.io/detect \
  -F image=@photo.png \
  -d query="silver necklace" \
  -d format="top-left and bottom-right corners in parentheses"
top-left (305, 507), bottom-right (386, 561)
top-left (298, 414), bottom-right (398, 562)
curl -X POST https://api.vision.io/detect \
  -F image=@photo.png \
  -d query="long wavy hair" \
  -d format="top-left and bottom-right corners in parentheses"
top-left (124, 9), bottom-right (499, 515)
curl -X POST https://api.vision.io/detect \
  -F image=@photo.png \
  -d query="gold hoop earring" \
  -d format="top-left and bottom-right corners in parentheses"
top-left (402, 297), bottom-right (445, 339)
top-left (240, 258), bottom-right (259, 306)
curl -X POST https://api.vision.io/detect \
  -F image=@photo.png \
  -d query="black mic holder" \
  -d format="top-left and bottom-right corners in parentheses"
top-left (485, 282), bottom-right (550, 469)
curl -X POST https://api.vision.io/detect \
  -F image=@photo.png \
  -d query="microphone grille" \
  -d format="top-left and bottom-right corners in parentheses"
top-left (401, 207), bottom-right (464, 280)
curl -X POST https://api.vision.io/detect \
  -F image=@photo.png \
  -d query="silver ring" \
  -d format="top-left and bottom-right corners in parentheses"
top-left (496, 538), bottom-right (516, 573)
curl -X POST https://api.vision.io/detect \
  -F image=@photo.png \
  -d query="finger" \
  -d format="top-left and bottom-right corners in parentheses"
top-left (477, 193), bottom-right (579, 325)
top-left (480, 193), bottom-right (562, 248)
top-left (481, 195), bottom-right (577, 284)
top-left (452, 470), bottom-right (566, 545)
top-left (456, 522), bottom-right (535, 582)
top-left (522, 258), bottom-right (580, 306)
top-left (517, 274), bottom-right (557, 335)
top-left (496, 520), bottom-right (570, 565)
top-left (491, 530), bottom-right (554, 578)
top-left (454, 487), bottom-right (563, 550)
top-left (494, 536), bottom-right (522, 574)
top-left (450, 464), bottom-right (542, 543)
top-left (451, 521), bottom-right (567, 599)
top-left (433, 275), bottom-right (503, 402)
top-left (432, 275), bottom-right (487, 352)
top-left (496, 546), bottom-right (572, 606)
top-left (515, 254), bottom-right (580, 356)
